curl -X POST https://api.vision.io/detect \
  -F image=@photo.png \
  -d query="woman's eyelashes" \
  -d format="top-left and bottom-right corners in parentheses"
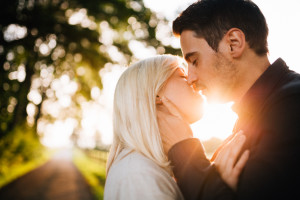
top-left (181, 75), bottom-right (188, 80)
top-left (177, 68), bottom-right (187, 79)
top-left (178, 71), bottom-right (187, 80)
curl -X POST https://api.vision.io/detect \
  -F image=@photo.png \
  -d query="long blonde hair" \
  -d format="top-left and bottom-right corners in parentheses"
top-left (106, 55), bottom-right (180, 175)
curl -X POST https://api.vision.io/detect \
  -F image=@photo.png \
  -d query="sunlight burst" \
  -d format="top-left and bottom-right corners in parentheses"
top-left (191, 102), bottom-right (238, 141)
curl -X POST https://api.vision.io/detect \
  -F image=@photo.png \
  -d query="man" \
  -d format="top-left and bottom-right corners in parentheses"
top-left (158, 0), bottom-right (300, 199)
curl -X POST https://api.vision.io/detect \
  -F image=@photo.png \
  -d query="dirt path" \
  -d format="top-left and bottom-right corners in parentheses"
top-left (0, 150), bottom-right (95, 200)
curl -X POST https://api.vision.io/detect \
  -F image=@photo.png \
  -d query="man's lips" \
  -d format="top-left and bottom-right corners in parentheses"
top-left (192, 84), bottom-right (207, 96)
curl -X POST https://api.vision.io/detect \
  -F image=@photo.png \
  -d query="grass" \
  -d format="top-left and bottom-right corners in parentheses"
top-left (72, 148), bottom-right (107, 200)
top-left (0, 152), bottom-right (50, 188)
top-left (0, 125), bottom-right (53, 188)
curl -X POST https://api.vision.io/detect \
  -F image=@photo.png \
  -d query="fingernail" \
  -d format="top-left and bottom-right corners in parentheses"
top-left (244, 149), bottom-right (250, 157)
top-left (245, 149), bottom-right (250, 155)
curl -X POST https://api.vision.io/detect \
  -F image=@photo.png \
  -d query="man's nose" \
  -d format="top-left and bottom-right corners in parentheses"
top-left (187, 69), bottom-right (197, 85)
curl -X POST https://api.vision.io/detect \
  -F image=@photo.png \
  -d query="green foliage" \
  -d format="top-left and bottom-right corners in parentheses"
top-left (0, 1), bottom-right (181, 190)
top-left (73, 148), bottom-right (107, 200)
top-left (0, 124), bottom-right (50, 188)
top-left (0, 0), bottom-right (181, 138)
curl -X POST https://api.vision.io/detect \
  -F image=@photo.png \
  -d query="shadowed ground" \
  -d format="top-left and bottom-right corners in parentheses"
top-left (0, 150), bottom-right (94, 200)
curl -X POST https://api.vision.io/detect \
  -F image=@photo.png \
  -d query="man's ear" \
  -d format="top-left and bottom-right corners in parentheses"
top-left (225, 28), bottom-right (246, 58)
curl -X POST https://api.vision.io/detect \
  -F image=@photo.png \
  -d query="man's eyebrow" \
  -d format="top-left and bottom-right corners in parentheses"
top-left (184, 52), bottom-right (197, 62)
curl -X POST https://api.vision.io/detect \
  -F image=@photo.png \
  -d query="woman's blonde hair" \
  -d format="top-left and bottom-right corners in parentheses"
top-left (106, 55), bottom-right (180, 175)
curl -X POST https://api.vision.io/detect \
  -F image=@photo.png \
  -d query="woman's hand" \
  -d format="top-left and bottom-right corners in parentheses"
top-left (213, 132), bottom-right (250, 191)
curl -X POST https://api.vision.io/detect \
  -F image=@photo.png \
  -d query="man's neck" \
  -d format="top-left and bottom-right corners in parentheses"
top-left (233, 53), bottom-right (270, 103)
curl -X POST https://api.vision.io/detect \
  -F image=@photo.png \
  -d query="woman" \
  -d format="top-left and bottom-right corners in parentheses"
top-left (104, 55), bottom-right (247, 200)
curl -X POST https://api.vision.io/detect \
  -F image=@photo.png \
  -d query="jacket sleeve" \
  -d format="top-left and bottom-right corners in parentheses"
top-left (168, 92), bottom-right (300, 200)
top-left (168, 138), bottom-right (236, 200)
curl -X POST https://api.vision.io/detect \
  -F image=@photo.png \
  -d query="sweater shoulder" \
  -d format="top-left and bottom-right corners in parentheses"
top-left (106, 150), bottom-right (171, 181)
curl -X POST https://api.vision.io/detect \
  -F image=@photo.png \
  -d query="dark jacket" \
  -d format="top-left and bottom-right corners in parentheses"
top-left (168, 58), bottom-right (300, 200)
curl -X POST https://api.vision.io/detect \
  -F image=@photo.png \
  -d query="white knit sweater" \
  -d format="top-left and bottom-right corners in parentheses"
top-left (104, 149), bottom-right (184, 200)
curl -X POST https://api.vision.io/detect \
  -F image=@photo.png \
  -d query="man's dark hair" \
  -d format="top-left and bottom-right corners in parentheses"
top-left (173, 0), bottom-right (269, 55)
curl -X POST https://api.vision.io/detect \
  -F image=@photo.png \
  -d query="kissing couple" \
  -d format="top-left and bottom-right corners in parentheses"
top-left (104, 0), bottom-right (300, 199)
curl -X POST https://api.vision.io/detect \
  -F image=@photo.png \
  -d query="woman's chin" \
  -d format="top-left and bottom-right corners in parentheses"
top-left (180, 102), bottom-right (204, 124)
top-left (186, 111), bottom-right (203, 124)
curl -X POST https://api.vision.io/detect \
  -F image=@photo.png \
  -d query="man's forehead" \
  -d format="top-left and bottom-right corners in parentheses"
top-left (180, 30), bottom-right (199, 43)
top-left (180, 31), bottom-right (200, 57)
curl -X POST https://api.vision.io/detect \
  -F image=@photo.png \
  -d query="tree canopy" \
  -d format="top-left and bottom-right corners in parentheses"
top-left (0, 0), bottom-right (181, 140)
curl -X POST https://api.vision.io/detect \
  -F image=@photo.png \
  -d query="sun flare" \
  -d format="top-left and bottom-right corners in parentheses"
top-left (191, 102), bottom-right (238, 141)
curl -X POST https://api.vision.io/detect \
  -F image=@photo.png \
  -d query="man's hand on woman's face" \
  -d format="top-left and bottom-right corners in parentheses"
top-left (213, 131), bottom-right (250, 191)
top-left (156, 96), bottom-right (193, 153)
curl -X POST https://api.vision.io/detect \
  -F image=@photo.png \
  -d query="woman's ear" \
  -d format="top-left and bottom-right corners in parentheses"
top-left (156, 95), bottom-right (163, 105)
top-left (226, 28), bottom-right (246, 58)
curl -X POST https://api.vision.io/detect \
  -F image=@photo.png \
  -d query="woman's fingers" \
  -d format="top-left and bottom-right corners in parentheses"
top-left (214, 141), bottom-right (232, 174)
top-left (233, 150), bottom-right (250, 177)
top-left (210, 132), bottom-right (236, 162)
top-left (225, 134), bottom-right (246, 172)
top-left (213, 132), bottom-right (249, 191)
top-left (229, 149), bottom-right (250, 191)
top-left (214, 131), bottom-right (245, 171)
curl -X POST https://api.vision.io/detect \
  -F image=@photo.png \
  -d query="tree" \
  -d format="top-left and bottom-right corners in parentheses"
top-left (0, 0), bottom-right (181, 138)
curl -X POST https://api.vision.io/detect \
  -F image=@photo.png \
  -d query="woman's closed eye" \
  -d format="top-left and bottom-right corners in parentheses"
top-left (181, 75), bottom-right (188, 80)
top-left (177, 68), bottom-right (188, 79)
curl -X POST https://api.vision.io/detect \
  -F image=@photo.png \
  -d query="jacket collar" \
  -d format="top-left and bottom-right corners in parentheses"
top-left (232, 58), bottom-right (290, 119)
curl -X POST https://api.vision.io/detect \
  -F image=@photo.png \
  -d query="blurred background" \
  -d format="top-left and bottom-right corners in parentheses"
top-left (0, 0), bottom-right (299, 199)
